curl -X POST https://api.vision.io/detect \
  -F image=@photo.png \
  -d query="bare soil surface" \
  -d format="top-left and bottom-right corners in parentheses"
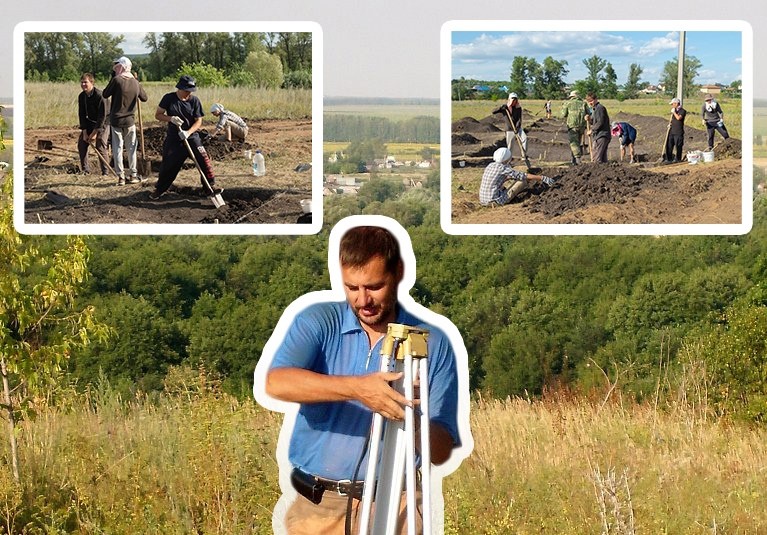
top-left (451, 110), bottom-right (744, 225)
top-left (23, 118), bottom-right (313, 226)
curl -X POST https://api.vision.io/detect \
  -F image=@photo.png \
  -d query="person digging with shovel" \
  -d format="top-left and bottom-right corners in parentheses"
top-left (492, 93), bottom-right (528, 162)
top-left (479, 147), bottom-right (556, 207)
top-left (150, 75), bottom-right (222, 201)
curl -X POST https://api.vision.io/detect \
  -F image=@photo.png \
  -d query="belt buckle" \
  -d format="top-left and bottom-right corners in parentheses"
top-left (335, 479), bottom-right (352, 496)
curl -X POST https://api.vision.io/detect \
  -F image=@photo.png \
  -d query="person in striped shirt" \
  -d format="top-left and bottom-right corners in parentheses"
top-left (210, 103), bottom-right (249, 142)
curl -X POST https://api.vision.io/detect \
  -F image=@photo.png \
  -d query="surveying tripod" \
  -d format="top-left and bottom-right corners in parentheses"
top-left (358, 323), bottom-right (432, 535)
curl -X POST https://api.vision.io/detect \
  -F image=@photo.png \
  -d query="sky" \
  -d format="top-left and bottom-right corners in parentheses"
top-left (451, 31), bottom-right (743, 88)
top-left (1, 2), bottom-right (765, 100)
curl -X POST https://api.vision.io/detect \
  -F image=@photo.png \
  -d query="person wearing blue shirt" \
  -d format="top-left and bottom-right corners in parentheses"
top-left (258, 220), bottom-right (470, 534)
top-left (610, 121), bottom-right (638, 164)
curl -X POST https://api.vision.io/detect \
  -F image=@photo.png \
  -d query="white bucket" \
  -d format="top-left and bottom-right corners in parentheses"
top-left (687, 151), bottom-right (701, 165)
top-left (701, 150), bottom-right (715, 163)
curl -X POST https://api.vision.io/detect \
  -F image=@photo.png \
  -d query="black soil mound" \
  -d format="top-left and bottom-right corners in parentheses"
top-left (523, 162), bottom-right (669, 218)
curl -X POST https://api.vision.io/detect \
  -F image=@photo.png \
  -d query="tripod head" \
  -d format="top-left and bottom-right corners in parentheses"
top-left (381, 323), bottom-right (429, 363)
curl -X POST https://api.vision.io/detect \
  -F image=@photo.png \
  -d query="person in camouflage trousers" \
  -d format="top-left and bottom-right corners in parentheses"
top-left (560, 90), bottom-right (589, 165)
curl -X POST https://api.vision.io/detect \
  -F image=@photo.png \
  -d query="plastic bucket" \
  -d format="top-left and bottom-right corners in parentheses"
top-left (687, 152), bottom-right (701, 165)
top-left (701, 151), bottom-right (715, 163)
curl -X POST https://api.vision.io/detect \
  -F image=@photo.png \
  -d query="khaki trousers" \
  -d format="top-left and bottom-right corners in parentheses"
top-left (284, 490), bottom-right (422, 535)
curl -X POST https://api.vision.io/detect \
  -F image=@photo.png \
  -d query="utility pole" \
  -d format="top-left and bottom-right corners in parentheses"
top-left (676, 31), bottom-right (686, 105)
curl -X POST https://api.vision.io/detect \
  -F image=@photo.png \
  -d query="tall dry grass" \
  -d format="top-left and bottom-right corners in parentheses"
top-left (3, 369), bottom-right (767, 534)
top-left (23, 82), bottom-right (312, 129)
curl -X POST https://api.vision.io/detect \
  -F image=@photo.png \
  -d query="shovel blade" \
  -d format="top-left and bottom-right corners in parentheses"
top-left (210, 194), bottom-right (226, 208)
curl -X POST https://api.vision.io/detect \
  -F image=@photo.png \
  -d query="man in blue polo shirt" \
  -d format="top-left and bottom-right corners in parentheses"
top-left (256, 217), bottom-right (470, 534)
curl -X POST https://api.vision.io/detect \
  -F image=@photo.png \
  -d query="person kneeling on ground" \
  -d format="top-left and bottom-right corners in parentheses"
top-left (150, 75), bottom-right (221, 200)
top-left (479, 147), bottom-right (555, 206)
top-left (210, 103), bottom-right (249, 142)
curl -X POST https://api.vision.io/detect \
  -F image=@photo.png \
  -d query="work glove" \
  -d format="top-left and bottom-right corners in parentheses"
top-left (542, 176), bottom-right (556, 188)
top-left (178, 129), bottom-right (190, 141)
top-left (170, 116), bottom-right (184, 127)
top-left (717, 120), bottom-right (724, 128)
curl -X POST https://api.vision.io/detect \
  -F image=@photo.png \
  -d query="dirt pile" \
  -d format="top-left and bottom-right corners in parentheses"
top-left (451, 109), bottom-right (723, 166)
top-left (22, 118), bottom-right (313, 226)
top-left (522, 162), bottom-right (669, 217)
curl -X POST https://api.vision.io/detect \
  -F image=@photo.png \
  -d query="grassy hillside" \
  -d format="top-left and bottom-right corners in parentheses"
top-left (3, 378), bottom-right (766, 534)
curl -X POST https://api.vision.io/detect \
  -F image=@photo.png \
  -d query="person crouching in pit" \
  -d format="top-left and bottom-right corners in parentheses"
top-left (150, 75), bottom-right (221, 200)
top-left (479, 147), bottom-right (555, 206)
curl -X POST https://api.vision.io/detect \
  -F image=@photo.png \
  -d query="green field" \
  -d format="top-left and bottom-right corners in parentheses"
top-left (323, 141), bottom-right (439, 162)
top-left (24, 82), bottom-right (312, 129)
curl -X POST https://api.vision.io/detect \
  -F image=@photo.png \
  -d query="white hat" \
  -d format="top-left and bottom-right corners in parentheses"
top-left (670, 97), bottom-right (681, 105)
top-left (493, 147), bottom-right (512, 163)
top-left (211, 103), bottom-right (224, 114)
top-left (568, 90), bottom-right (579, 98)
top-left (113, 56), bottom-right (132, 72)
top-left (509, 92), bottom-right (519, 99)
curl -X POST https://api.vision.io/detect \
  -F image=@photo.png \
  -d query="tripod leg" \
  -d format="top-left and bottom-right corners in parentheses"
top-left (418, 358), bottom-right (431, 535)
top-left (404, 355), bottom-right (418, 535)
top-left (373, 369), bottom-right (407, 534)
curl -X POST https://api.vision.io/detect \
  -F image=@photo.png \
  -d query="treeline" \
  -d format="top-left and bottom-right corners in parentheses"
top-left (324, 115), bottom-right (438, 143)
top-left (24, 32), bottom-right (312, 89)
top-left (454, 52), bottom-right (738, 101)
top-left (55, 183), bottom-right (767, 422)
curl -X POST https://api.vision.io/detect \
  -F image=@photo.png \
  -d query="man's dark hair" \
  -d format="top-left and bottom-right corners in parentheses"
top-left (80, 72), bottom-right (95, 83)
top-left (586, 92), bottom-right (598, 100)
top-left (340, 226), bottom-right (402, 274)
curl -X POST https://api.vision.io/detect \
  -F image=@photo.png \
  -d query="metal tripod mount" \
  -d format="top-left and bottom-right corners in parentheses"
top-left (359, 323), bottom-right (431, 535)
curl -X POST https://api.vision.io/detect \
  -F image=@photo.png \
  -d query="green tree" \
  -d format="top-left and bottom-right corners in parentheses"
top-left (622, 63), bottom-right (644, 99)
top-left (1, 176), bottom-right (109, 481)
top-left (243, 50), bottom-right (285, 89)
top-left (80, 33), bottom-right (124, 78)
top-left (535, 56), bottom-right (568, 99)
top-left (581, 55), bottom-right (607, 96)
top-left (659, 55), bottom-right (702, 98)
top-left (175, 61), bottom-right (228, 87)
top-left (509, 56), bottom-right (533, 98)
top-left (601, 63), bottom-right (619, 99)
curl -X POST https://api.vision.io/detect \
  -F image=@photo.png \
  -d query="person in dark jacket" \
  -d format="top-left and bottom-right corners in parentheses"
top-left (610, 121), bottom-right (637, 163)
top-left (150, 75), bottom-right (220, 200)
top-left (77, 73), bottom-right (110, 175)
top-left (701, 93), bottom-right (729, 151)
top-left (586, 92), bottom-right (610, 163)
top-left (492, 93), bottom-right (527, 159)
top-left (665, 97), bottom-right (687, 163)
top-left (102, 56), bottom-right (148, 185)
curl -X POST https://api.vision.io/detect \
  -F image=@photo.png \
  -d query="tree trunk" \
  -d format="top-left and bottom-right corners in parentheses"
top-left (0, 355), bottom-right (20, 482)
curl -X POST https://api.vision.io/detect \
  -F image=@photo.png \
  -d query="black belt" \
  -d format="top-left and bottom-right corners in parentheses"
top-left (291, 468), bottom-right (366, 504)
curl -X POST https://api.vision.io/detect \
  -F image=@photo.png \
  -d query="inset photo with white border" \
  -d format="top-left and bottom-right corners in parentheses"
top-left (14, 21), bottom-right (323, 235)
top-left (441, 20), bottom-right (753, 236)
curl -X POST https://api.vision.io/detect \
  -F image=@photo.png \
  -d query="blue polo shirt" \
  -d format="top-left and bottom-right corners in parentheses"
top-left (271, 301), bottom-right (460, 480)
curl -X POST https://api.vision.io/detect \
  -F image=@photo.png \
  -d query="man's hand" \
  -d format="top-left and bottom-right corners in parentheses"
top-left (355, 371), bottom-right (411, 421)
top-left (178, 130), bottom-right (190, 141)
top-left (170, 116), bottom-right (184, 127)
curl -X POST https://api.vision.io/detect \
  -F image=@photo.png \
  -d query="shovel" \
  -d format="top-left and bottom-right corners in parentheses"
top-left (660, 118), bottom-right (672, 162)
top-left (182, 136), bottom-right (226, 208)
top-left (136, 99), bottom-right (151, 178)
top-left (504, 107), bottom-right (533, 170)
top-left (88, 140), bottom-right (120, 179)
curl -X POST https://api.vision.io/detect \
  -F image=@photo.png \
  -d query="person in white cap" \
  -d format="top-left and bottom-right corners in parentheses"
top-left (479, 147), bottom-right (555, 206)
top-left (701, 93), bottom-right (729, 151)
top-left (665, 97), bottom-right (687, 163)
top-left (492, 93), bottom-right (528, 158)
top-left (560, 90), bottom-right (589, 165)
top-left (102, 56), bottom-right (148, 185)
top-left (210, 103), bottom-right (249, 142)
